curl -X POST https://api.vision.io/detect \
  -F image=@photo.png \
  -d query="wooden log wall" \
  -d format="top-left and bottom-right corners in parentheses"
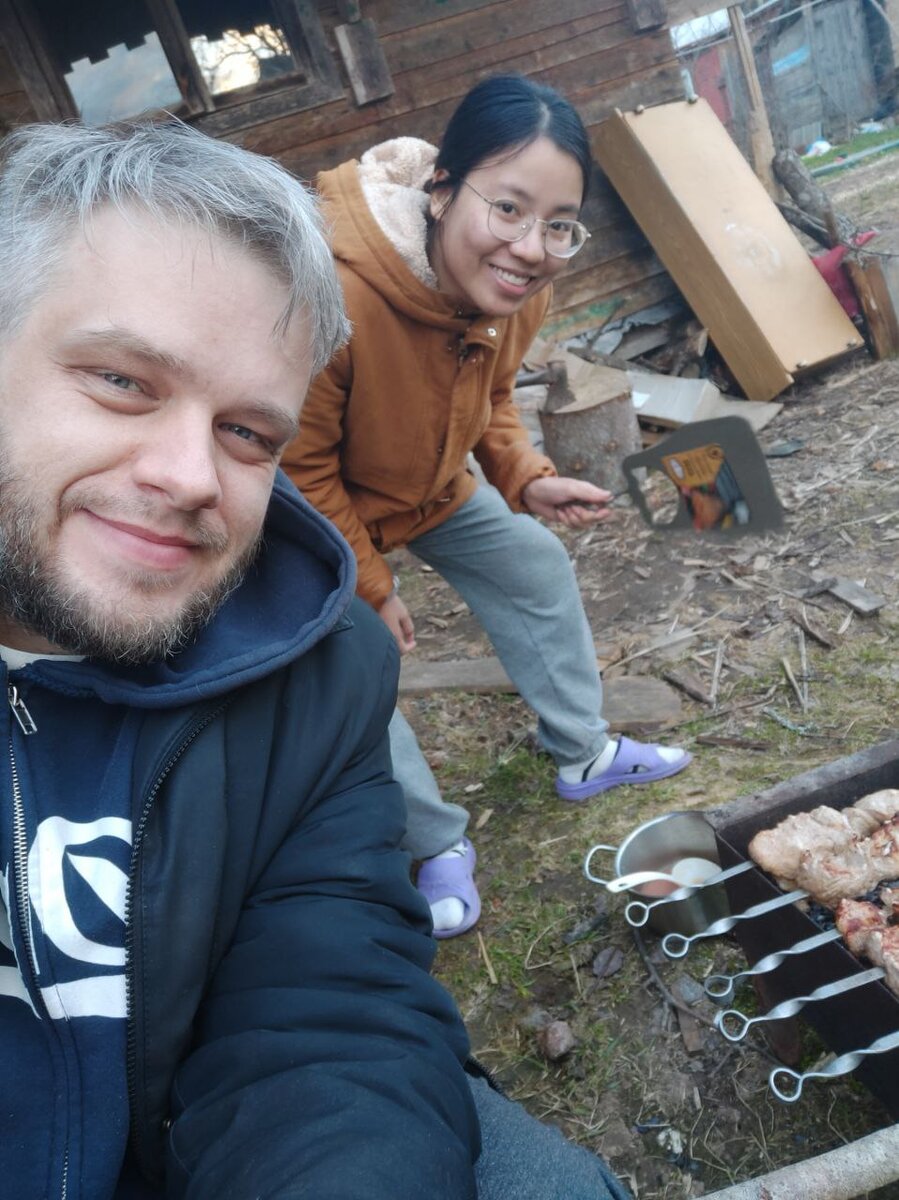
top-left (0, 0), bottom-right (686, 338)
top-left (237, 0), bottom-right (685, 339)
top-left (0, 40), bottom-right (39, 132)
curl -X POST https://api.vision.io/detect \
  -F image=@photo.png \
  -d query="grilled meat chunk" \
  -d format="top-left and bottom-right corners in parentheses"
top-left (835, 897), bottom-right (888, 955)
top-left (796, 816), bottom-right (899, 908)
top-left (748, 791), bottom-right (899, 889)
top-left (864, 926), bottom-right (899, 996)
top-left (748, 806), bottom-right (861, 886)
top-left (853, 789), bottom-right (899, 826)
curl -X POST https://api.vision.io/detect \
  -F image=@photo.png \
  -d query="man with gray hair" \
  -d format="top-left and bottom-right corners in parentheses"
top-left (0, 119), bottom-right (630, 1200)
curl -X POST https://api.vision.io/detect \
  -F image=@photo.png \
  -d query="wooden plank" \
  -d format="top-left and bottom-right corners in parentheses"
top-left (0, 87), bottom-right (35, 126)
top-left (810, 572), bottom-right (888, 615)
top-left (594, 100), bottom-right (860, 400)
top-left (364, 0), bottom-right (512, 37)
top-left (144, 0), bottom-right (214, 115)
top-left (727, 4), bottom-right (777, 197)
top-left (625, 0), bottom-right (667, 31)
top-left (282, 0), bottom-right (343, 90)
top-left (544, 274), bottom-right (679, 340)
top-left (399, 657), bottom-right (683, 731)
top-left (335, 18), bottom-right (394, 106)
top-left (196, 77), bottom-right (345, 139)
top-left (0, 0), bottom-right (74, 120)
top-left (846, 258), bottom-right (899, 360)
top-left (378, 0), bottom-right (626, 77)
top-left (665, 0), bottom-right (736, 25)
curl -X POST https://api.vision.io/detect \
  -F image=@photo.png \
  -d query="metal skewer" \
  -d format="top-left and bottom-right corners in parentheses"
top-left (624, 861), bottom-right (754, 928)
top-left (661, 888), bottom-right (808, 958)
top-left (770, 1027), bottom-right (899, 1102)
top-left (715, 967), bottom-right (884, 1042)
top-left (703, 927), bottom-right (842, 1001)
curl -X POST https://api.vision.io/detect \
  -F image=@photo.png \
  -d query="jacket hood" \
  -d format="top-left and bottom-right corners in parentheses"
top-left (317, 138), bottom-right (469, 330)
top-left (19, 472), bottom-right (356, 709)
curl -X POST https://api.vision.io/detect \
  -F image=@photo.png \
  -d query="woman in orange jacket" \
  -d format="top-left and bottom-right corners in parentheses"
top-left (283, 75), bottom-right (690, 939)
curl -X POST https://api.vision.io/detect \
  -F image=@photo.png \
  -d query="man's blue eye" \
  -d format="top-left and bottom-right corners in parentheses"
top-left (103, 372), bottom-right (140, 391)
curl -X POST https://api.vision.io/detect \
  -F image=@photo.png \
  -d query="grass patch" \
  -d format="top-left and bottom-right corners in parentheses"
top-left (803, 126), bottom-right (899, 170)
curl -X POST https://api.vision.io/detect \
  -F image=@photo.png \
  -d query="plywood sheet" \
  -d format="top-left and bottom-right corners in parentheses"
top-left (594, 99), bottom-right (863, 401)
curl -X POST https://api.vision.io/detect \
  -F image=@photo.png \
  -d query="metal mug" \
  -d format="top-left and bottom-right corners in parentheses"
top-left (585, 811), bottom-right (732, 936)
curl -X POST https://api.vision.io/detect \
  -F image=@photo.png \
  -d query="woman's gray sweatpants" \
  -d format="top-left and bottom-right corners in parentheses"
top-left (392, 484), bottom-right (610, 859)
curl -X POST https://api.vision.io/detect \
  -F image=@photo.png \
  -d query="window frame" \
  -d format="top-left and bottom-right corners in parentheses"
top-left (0, 0), bottom-right (344, 132)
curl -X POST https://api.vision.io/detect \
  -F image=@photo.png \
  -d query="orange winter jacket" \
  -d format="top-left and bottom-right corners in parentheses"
top-left (281, 137), bottom-right (556, 610)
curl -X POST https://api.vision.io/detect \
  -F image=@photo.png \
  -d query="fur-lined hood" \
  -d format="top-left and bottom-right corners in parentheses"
top-left (316, 138), bottom-right (470, 327)
top-left (357, 137), bottom-right (438, 287)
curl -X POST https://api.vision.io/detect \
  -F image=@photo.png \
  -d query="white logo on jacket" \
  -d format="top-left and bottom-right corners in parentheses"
top-left (0, 816), bottom-right (132, 1019)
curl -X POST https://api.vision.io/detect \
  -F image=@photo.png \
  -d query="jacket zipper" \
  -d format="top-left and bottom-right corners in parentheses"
top-left (124, 703), bottom-right (227, 1179)
top-left (9, 686), bottom-right (39, 985)
top-left (8, 687), bottom-right (68, 1198)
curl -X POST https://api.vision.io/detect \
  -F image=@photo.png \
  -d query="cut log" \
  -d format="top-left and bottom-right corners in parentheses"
top-left (772, 149), bottom-right (856, 247)
top-left (538, 353), bottom-right (641, 493)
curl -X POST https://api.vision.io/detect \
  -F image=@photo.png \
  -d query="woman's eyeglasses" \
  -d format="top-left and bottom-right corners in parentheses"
top-left (462, 181), bottom-right (590, 259)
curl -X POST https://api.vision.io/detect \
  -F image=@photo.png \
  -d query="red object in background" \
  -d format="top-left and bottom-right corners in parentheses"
top-left (812, 231), bottom-right (878, 318)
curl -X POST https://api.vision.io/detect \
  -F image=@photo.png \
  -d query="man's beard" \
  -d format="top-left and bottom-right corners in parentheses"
top-left (0, 483), bottom-right (261, 665)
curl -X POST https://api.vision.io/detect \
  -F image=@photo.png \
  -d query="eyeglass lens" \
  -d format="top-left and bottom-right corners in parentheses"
top-left (486, 200), bottom-right (585, 257)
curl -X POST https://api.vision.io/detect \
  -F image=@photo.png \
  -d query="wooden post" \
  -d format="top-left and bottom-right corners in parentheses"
top-left (728, 4), bottom-right (778, 198)
top-left (845, 256), bottom-right (899, 359)
top-left (333, 2), bottom-right (394, 107)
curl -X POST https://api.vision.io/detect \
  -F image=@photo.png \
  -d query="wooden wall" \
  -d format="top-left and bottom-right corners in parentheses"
top-left (0, 0), bottom-right (686, 338)
top-left (0, 39), bottom-right (39, 130)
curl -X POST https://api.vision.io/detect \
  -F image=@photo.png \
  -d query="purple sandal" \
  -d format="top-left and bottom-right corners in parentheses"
top-left (416, 838), bottom-right (481, 940)
top-left (555, 736), bottom-right (692, 803)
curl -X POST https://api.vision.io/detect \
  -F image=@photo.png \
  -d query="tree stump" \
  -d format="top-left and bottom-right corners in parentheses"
top-left (538, 353), bottom-right (641, 493)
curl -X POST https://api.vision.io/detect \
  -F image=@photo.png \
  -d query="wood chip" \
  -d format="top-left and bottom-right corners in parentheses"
top-left (662, 669), bottom-right (713, 706)
top-left (792, 607), bottom-right (835, 650)
top-left (695, 734), bottom-right (770, 751)
top-left (674, 1005), bottom-right (704, 1055)
top-left (781, 656), bottom-right (806, 711)
top-left (474, 807), bottom-right (494, 831)
top-left (825, 576), bottom-right (887, 615)
top-left (477, 931), bottom-right (498, 985)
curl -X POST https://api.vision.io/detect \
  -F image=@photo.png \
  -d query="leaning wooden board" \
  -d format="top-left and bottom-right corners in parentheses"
top-left (593, 99), bottom-right (863, 402)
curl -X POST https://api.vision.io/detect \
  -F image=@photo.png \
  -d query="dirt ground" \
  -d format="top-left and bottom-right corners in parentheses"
top-left (390, 156), bottom-right (899, 1197)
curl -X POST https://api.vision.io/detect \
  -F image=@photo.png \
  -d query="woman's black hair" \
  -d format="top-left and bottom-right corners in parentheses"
top-left (432, 74), bottom-right (592, 204)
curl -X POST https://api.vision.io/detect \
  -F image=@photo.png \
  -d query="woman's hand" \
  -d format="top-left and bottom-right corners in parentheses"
top-left (522, 476), bottom-right (613, 528)
top-left (378, 592), bottom-right (417, 654)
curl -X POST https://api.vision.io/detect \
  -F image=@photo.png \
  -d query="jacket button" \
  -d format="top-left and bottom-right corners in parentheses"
top-left (162, 1117), bottom-right (173, 1131)
top-left (486, 327), bottom-right (497, 336)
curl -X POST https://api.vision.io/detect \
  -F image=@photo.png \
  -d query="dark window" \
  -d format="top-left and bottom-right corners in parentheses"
top-left (3, 0), bottom-right (342, 132)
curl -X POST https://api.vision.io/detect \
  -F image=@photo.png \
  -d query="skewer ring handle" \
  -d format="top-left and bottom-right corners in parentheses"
top-left (661, 932), bottom-right (691, 958)
top-left (624, 899), bottom-right (653, 927)
top-left (716, 1008), bottom-right (752, 1042)
top-left (769, 1067), bottom-right (804, 1103)
top-left (703, 973), bottom-right (735, 1001)
top-left (584, 843), bottom-right (618, 886)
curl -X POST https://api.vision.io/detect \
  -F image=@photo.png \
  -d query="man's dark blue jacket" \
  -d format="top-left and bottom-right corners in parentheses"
top-left (10, 473), bottom-right (480, 1198)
